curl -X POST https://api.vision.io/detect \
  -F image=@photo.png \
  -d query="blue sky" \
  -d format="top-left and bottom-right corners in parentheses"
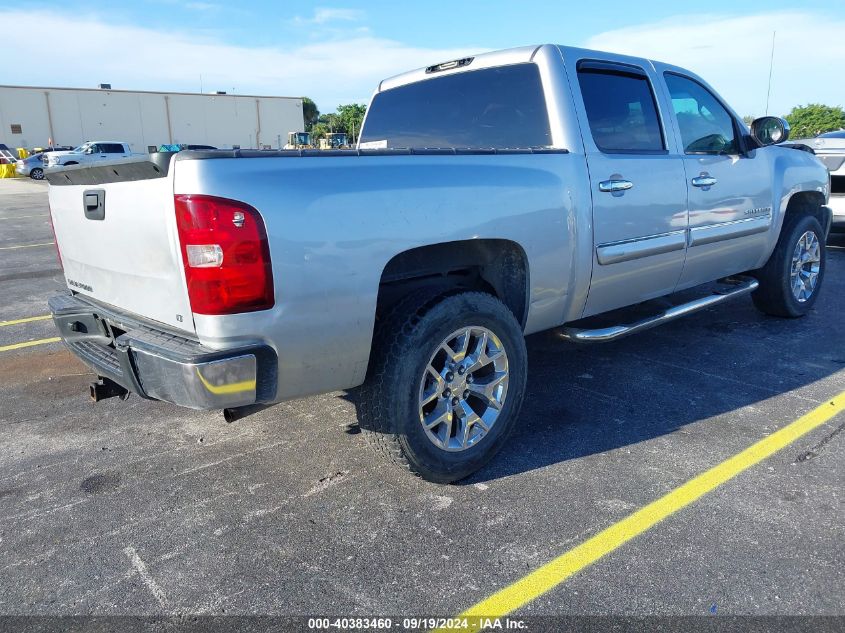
top-left (2, 1), bottom-right (842, 117)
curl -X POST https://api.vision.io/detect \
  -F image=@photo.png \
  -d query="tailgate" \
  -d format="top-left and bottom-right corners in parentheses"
top-left (47, 158), bottom-right (194, 333)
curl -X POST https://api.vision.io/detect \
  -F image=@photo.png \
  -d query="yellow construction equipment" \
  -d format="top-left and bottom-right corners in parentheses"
top-left (318, 132), bottom-right (350, 150)
top-left (284, 132), bottom-right (313, 149)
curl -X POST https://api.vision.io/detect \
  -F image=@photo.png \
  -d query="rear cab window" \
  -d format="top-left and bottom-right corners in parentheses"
top-left (576, 61), bottom-right (665, 153)
top-left (359, 63), bottom-right (552, 149)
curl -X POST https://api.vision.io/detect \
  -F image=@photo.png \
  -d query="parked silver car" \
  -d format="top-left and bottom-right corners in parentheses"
top-left (15, 154), bottom-right (46, 180)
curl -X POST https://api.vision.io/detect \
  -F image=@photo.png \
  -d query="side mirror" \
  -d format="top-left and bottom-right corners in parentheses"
top-left (84, 147), bottom-right (94, 154)
top-left (750, 116), bottom-right (790, 146)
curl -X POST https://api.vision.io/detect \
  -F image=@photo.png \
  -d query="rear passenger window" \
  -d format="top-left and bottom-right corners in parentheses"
top-left (104, 143), bottom-right (125, 153)
top-left (577, 64), bottom-right (665, 153)
top-left (664, 73), bottom-right (739, 155)
top-left (359, 63), bottom-right (552, 149)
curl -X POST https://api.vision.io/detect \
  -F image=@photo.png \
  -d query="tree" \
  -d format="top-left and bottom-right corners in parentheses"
top-left (308, 105), bottom-right (368, 145)
top-left (301, 97), bottom-right (319, 131)
top-left (310, 109), bottom-right (366, 145)
top-left (742, 115), bottom-right (754, 126)
top-left (311, 122), bottom-right (330, 143)
top-left (314, 113), bottom-right (341, 141)
top-left (336, 103), bottom-right (367, 143)
top-left (783, 104), bottom-right (845, 139)
top-left (324, 113), bottom-right (343, 131)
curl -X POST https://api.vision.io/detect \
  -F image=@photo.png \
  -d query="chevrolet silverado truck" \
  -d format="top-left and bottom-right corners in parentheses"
top-left (47, 45), bottom-right (831, 483)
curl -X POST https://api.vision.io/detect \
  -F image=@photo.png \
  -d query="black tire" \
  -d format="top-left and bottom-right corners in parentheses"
top-left (30, 168), bottom-right (44, 180)
top-left (64, 162), bottom-right (78, 166)
top-left (359, 290), bottom-right (527, 483)
top-left (752, 213), bottom-right (825, 317)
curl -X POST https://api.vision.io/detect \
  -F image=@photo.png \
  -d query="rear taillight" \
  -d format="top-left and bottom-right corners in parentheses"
top-left (47, 200), bottom-right (63, 270)
top-left (174, 194), bottom-right (274, 315)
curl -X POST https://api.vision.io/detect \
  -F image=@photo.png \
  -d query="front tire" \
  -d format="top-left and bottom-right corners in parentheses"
top-left (752, 214), bottom-right (825, 317)
top-left (359, 290), bottom-right (527, 483)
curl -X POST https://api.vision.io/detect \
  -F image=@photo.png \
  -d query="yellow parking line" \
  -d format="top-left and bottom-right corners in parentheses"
top-left (437, 391), bottom-right (845, 632)
top-left (0, 242), bottom-right (55, 251)
top-left (0, 337), bottom-right (61, 353)
top-left (0, 315), bottom-right (51, 327)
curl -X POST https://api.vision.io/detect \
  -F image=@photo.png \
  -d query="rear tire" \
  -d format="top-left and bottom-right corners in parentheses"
top-left (359, 290), bottom-right (527, 483)
top-left (30, 168), bottom-right (44, 180)
top-left (752, 213), bottom-right (825, 317)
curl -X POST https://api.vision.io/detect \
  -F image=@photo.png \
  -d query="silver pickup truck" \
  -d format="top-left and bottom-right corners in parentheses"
top-left (47, 45), bottom-right (831, 483)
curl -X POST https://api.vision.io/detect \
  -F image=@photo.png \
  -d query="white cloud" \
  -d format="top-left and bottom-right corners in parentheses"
top-left (0, 9), bottom-right (480, 109)
top-left (185, 2), bottom-right (217, 11)
top-left (12, 8), bottom-right (834, 120)
top-left (585, 11), bottom-right (844, 118)
top-left (292, 7), bottom-right (364, 25)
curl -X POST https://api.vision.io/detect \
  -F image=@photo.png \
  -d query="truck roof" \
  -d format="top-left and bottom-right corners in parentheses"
top-left (377, 44), bottom-right (678, 93)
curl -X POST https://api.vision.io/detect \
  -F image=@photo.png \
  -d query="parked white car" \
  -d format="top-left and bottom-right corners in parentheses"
top-left (792, 131), bottom-right (845, 232)
top-left (43, 141), bottom-right (138, 169)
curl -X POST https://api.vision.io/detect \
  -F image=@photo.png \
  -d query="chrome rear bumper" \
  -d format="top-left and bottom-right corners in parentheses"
top-left (49, 294), bottom-right (277, 409)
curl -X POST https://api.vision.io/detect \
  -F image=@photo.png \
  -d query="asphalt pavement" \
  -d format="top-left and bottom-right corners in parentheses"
top-left (0, 178), bottom-right (843, 628)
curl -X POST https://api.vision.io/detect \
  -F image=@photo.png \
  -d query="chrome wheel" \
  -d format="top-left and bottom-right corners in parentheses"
top-left (418, 326), bottom-right (509, 452)
top-left (31, 168), bottom-right (44, 180)
top-left (790, 230), bottom-right (821, 303)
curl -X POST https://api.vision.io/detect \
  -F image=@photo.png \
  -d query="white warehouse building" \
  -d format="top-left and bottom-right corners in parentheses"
top-left (0, 85), bottom-right (305, 151)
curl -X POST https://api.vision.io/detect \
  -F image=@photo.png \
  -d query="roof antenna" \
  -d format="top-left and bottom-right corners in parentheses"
top-left (765, 31), bottom-right (776, 116)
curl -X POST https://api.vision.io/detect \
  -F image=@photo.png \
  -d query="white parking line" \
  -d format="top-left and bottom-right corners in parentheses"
top-left (0, 242), bottom-right (55, 250)
top-left (123, 546), bottom-right (168, 608)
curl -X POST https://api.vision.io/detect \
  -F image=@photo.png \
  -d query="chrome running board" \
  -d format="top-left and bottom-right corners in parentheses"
top-left (558, 276), bottom-right (759, 343)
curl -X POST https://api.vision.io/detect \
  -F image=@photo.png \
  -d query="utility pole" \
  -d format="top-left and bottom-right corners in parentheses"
top-left (765, 31), bottom-right (776, 115)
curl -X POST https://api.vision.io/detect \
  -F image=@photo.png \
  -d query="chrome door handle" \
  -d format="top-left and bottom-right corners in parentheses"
top-left (691, 175), bottom-right (717, 188)
top-left (598, 179), bottom-right (633, 193)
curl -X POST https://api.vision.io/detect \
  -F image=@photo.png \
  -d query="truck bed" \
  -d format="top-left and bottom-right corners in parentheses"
top-left (47, 147), bottom-right (585, 400)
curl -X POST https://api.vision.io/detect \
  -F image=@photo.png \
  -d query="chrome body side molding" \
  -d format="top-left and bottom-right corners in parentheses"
top-left (688, 215), bottom-right (772, 247)
top-left (596, 230), bottom-right (687, 265)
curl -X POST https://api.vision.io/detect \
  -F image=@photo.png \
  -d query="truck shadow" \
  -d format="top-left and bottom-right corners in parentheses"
top-left (459, 266), bottom-right (845, 484)
top-left (343, 248), bottom-right (844, 485)
top-left (827, 232), bottom-right (845, 250)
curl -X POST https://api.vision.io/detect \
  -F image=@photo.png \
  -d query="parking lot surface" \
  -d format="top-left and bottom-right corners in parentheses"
top-left (0, 178), bottom-right (843, 623)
